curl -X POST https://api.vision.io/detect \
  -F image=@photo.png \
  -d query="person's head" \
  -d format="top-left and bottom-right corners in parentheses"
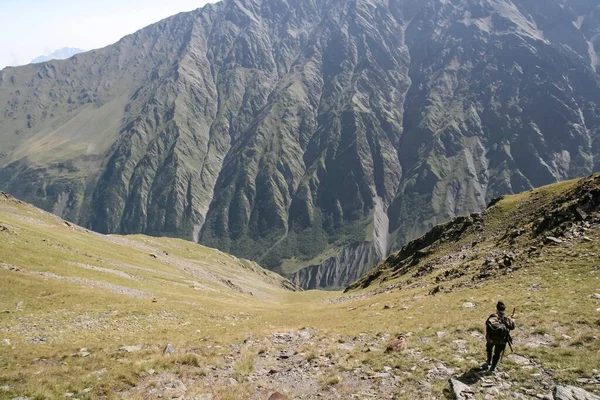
top-left (496, 301), bottom-right (506, 315)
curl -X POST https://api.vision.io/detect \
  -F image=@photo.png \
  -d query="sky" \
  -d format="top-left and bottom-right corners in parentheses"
top-left (0, 0), bottom-right (214, 69)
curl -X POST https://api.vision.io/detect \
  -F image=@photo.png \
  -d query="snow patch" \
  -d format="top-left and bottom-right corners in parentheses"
top-left (573, 16), bottom-right (585, 30)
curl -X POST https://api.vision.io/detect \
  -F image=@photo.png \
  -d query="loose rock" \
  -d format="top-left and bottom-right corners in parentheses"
top-left (163, 343), bottom-right (176, 355)
top-left (506, 354), bottom-right (531, 366)
top-left (268, 392), bottom-right (288, 400)
top-left (554, 385), bottom-right (600, 400)
top-left (373, 372), bottom-right (391, 379)
top-left (164, 380), bottom-right (187, 398)
top-left (119, 344), bottom-right (143, 353)
top-left (338, 343), bottom-right (355, 351)
top-left (227, 378), bottom-right (238, 386)
top-left (450, 378), bottom-right (475, 399)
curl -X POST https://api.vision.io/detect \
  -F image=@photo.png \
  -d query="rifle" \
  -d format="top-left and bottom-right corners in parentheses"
top-left (507, 307), bottom-right (516, 353)
top-left (501, 308), bottom-right (516, 361)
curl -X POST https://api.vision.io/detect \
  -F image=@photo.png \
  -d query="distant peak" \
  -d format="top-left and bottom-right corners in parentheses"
top-left (30, 47), bottom-right (86, 64)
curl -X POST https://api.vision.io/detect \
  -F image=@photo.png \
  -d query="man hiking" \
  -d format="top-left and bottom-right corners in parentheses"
top-left (483, 301), bottom-right (515, 373)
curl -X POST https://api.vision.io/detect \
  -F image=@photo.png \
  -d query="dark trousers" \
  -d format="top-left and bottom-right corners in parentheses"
top-left (486, 342), bottom-right (506, 370)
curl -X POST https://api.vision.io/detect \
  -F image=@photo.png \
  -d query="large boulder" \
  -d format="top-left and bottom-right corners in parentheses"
top-left (554, 386), bottom-right (600, 400)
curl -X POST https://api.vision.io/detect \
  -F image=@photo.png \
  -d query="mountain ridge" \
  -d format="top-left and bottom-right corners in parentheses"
top-left (30, 47), bottom-right (86, 64)
top-left (1, 0), bottom-right (600, 288)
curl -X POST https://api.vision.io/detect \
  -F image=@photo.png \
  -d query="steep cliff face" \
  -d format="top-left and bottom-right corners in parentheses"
top-left (389, 0), bottom-right (600, 251)
top-left (289, 242), bottom-right (378, 289)
top-left (1, 0), bottom-right (600, 289)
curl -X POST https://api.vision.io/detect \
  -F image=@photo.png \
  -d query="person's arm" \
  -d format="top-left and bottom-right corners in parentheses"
top-left (506, 316), bottom-right (515, 330)
top-left (484, 314), bottom-right (493, 338)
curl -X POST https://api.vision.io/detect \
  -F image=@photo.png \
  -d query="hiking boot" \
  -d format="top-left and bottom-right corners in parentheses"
top-left (481, 362), bottom-right (490, 371)
top-left (488, 366), bottom-right (500, 375)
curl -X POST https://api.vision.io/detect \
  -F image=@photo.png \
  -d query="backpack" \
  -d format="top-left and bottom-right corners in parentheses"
top-left (486, 314), bottom-right (510, 344)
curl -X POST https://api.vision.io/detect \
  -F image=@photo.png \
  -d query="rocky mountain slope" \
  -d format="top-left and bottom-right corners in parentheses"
top-left (347, 173), bottom-right (600, 294)
top-left (1, 175), bottom-right (599, 399)
top-left (1, 0), bottom-right (600, 289)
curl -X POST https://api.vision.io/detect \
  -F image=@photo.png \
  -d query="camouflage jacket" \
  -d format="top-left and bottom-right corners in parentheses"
top-left (485, 313), bottom-right (515, 344)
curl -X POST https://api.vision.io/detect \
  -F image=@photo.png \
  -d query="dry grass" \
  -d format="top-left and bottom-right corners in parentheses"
top-left (318, 370), bottom-right (342, 388)
top-left (232, 349), bottom-right (257, 381)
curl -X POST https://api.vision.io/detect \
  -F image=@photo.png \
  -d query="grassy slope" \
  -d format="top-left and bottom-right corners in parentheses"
top-left (0, 192), bottom-right (311, 398)
top-left (344, 175), bottom-right (600, 391)
top-left (1, 176), bottom-right (600, 399)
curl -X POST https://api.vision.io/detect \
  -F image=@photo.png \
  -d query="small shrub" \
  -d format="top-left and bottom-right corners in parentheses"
top-left (232, 350), bottom-right (255, 381)
top-left (178, 353), bottom-right (201, 367)
top-left (533, 326), bottom-right (549, 335)
top-left (319, 371), bottom-right (341, 388)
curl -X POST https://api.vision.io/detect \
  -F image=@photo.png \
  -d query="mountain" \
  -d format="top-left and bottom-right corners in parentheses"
top-left (1, 173), bottom-right (599, 398)
top-left (1, 0), bottom-right (600, 289)
top-left (30, 47), bottom-right (85, 64)
top-left (347, 172), bottom-right (600, 293)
